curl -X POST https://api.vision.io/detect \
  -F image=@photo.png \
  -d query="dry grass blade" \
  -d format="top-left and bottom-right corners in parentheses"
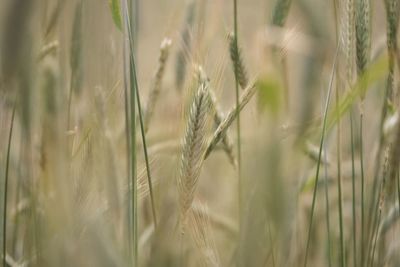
top-left (204, 82), bottom-right (256, 160)
top-left (303, 141), bottom-right (330, 165)
top-left (379, 203), bottom-right (399, 236)
top-left (37, 41), bottom-right (59, 62)
top-left (192, 203), bottom-right (238, 239)
top-left (178, 79), bottom-right (210, 221)
top-left (145, 38), bottom-right (172, 133)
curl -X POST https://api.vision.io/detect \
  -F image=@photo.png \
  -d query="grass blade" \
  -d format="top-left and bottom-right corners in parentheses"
top-left (122, 0), bottom-right (138, 263)
top-left (350, 109), bottom-right (357, 267)
top-left (135, 68), bottom-right (158, 227)
top-left (109, 0), bottom-right (122, 30)
top-left (303, 45), bottom-right (339, 267)
top-left (2, 102), bottom-right (16, 267)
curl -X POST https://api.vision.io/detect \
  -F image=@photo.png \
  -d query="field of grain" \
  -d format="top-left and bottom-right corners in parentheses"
top-left (0, 0), bottom-right (399, 266)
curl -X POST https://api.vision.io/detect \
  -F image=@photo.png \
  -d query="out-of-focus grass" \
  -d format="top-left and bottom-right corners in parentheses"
top-left (0, 0), bottom-right (399, 266)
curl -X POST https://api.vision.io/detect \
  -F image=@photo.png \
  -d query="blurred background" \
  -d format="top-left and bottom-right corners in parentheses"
top-left (0, 0), bottom-right (398, 266)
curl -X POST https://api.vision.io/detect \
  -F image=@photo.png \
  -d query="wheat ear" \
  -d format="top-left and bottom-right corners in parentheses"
top-left (144, 38), bottom-right (172, 132)
top-left (204, 82), bottom-right (256, 159)
top-left (344, 0), bottom-right (355, 83)
top-left (271, 0), bottom-right (292, 27)
top-left (228, 32), bottom-right (248, 90)
top-left (175, 0), bottom-right (196, 92)
top-left (384, 0), bottom-right (399, 101)
top-left (178, 79), bottom-right (210, 221)
top-left (196, 66), bottom-right (237, 167)
top-left (355, 0), bottom-right (371, 81)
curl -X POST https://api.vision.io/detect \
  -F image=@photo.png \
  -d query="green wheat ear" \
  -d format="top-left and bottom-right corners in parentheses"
top-left (271, 0), bottom-right (292, 26)
top-left (228, 32), bottom-right (248, 90)
top-left (384, 0), bottom-right (399, 51)
top-left (355, 0), bottom-right (371, 91)
top-left (384, 0), bottom-right (399, 101)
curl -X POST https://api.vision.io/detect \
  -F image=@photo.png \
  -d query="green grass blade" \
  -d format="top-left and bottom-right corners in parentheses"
top-left (122, 0), bottom-right (137, 264)
top-left (303, 46), bottom-right (339, 267)
top-left (360, 110), bottom-right (366, 267)
top-left (123, 0), bottom-right (158, 263)
top-left (323, 116), bottom-right (332, 267)
top-left (325, 55), bottom-right (388, 133)
top-left (135, 76), bottom-right (158, 227)
top-left (120, 0), bottom-right (157, 231)
top-left (109, 0), bottom-right (122, 30)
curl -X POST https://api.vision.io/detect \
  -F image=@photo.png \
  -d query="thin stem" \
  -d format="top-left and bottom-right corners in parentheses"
top-left (123, 34), bottom-right (132, 256)
top-left (303, 46), bottom-right (339, 267)
top-left (322, 69), bottom-right (332, 267)
top-left (135, 79), bottom-right (158, 227)
top-left (123, 0), bottom-right (138, 264)
top-left (3, 102), bottom-right (16, 267)
top-left (129, 35), bottom-right (138, 267)
top-left (336, 67), bottom-right (345, 267)
top-left (332, 1), bottom-right (345, 264)
top-left (369, 208), bottom-right (382, 267)
top-left (67, 72), bottom-right (73, 131)
top-left (268, 223), bottom-right (276, 267)
top-left (233, 0), bottom-right (242, 223)
top-left (350, 109), bottom-right (357, 267)
top-left (398, 171), bottom-right (400, 217)
top-left (360, 111), bottom-right (366, 267)
top-left (323, 136), bottom-right (332, 267)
